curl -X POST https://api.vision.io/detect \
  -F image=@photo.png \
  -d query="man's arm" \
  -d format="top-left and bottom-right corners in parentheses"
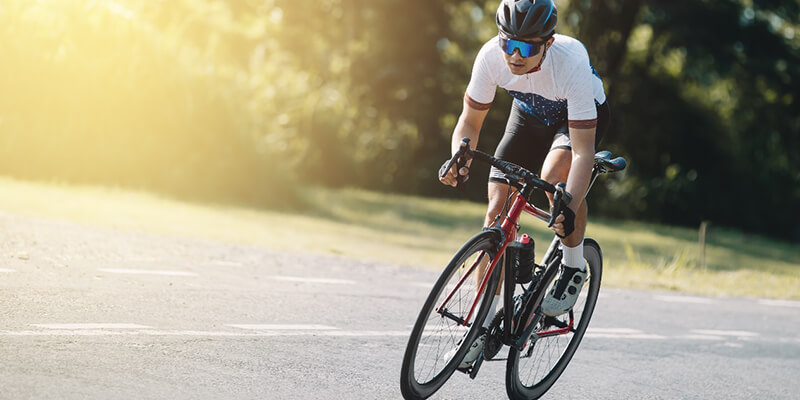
top-left (452, 95), bottom-right (490, 154)
top-left (564, 124), bottom-right (596, 210)
top-left (440, 95), bottom-right (490, 187)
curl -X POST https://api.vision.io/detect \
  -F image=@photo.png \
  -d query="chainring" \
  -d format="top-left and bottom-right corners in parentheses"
top-left (483, 293), bottom-right (525, 360)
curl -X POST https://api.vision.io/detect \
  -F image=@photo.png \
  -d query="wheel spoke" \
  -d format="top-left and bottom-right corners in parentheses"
top-left (402, 234), bottom-right (498, 394)
top-left (506, 242), bottom-right (603, 399)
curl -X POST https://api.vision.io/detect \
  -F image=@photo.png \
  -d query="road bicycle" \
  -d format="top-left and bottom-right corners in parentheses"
top-left (400, 138), bottom-right (626, 399)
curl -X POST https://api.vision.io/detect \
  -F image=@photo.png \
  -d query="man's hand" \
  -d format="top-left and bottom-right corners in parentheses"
top-left (549, 206), bottom-right (576, 238)
top-left (439, 160), bottom-right (469, 187)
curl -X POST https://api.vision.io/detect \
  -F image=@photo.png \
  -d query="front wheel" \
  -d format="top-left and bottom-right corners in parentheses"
top-left (400, 231), bottom-right (502, 399)
top-left (505, 239), bottom-right (603, 400)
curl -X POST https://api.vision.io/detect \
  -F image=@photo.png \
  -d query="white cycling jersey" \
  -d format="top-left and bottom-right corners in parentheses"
top-left (465, 34), bottom-right (606, 126)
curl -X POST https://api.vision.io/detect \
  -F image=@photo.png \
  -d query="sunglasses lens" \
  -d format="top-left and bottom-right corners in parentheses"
top-left (499, 38), bottom-right (541, 58)
top-left (499, 37), bottom-right (511, 54)
top-left (517, 42), bottom-right (533, 57)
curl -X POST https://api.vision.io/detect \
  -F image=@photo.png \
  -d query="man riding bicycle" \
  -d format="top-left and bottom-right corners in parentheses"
top-left (439, 0), bottom-right (610, 368)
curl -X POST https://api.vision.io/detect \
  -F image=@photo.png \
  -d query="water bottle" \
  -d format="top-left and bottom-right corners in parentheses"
top-left (514, 234), bottom-right (536, 284)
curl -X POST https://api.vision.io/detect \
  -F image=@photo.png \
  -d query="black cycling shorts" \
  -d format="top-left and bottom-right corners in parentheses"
top-left (489, 100), bottom-right (610, 183)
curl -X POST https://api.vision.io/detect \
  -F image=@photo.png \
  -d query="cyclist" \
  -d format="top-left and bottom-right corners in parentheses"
top-left (439, 0), bottom-right (610, 368)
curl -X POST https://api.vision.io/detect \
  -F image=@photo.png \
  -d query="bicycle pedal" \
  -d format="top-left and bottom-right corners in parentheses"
top-left (455, 366), bottom-right (471, 375)
top-left (468, 354), bottom-right (485, 379)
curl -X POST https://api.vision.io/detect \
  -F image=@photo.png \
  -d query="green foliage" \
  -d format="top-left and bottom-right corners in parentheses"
top-left (579, 0), bottom-right (800, 238)
top-left (0, 0), bottom-right (797, 240)
top-left (0, 0), bottom-right (293, 206)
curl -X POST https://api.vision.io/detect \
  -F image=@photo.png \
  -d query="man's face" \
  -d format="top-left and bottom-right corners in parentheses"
top-left (500, 36), bottom-right (554, 75)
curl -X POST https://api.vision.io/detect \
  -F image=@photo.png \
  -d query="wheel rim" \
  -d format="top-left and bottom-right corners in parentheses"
top-left (513, 244), bottom-right (601, 390)
top-left (411, 245), bottom-right (493, 386)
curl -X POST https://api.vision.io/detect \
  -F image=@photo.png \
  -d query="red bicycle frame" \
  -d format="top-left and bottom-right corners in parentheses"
top-left (436, 191), bottom-right (555, 328)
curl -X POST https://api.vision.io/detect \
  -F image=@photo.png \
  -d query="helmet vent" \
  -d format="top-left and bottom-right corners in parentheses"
top-left (515, 10), bottom-right (526, 30)
top-left (529, 7), bottom-right (544, 24)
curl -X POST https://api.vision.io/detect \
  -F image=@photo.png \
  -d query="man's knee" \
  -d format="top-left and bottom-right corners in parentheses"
top-left (485, 197), bottom-right (504, 226)
top-left (541, 169), bottom-right (567, 185)
top-left (541, 150), bottom-right (571, 184)
top-left (485, 182), bottom-right (510, 226)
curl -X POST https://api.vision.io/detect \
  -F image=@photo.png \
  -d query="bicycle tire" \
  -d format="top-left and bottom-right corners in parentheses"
top-left (400, 230), bottom-right (503, 399)
top-left (505, 239), bottom-right (603, 400)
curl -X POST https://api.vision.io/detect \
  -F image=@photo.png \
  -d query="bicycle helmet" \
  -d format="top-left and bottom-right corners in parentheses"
top-left (496, 0), bottom-right (557, 40)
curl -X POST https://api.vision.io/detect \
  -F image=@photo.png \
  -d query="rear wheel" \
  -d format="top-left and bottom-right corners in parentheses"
top-left (400, 231), bottom-right (502, 399)
top-left (505, 239), bottom-right (602, 400)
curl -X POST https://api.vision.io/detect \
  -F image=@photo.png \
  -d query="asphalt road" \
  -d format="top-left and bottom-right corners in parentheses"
top-left (1, 211), bottom-right (798, 399)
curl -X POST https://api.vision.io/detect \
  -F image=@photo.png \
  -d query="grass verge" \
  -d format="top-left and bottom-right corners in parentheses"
top-left (0, 177), bottom-right (797, 299)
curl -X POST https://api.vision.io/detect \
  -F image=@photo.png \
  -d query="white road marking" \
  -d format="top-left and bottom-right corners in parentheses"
top-left (653, 295), bottom-right (716, 304)
top-left (584, 327), bottom-right (666, 339)
top-left (0, 329), bottom-right (407, 337)
top-left (691, 329), bottom-right (759, 337)
top-left (270, 276), bottom-right (356, 285)
top-left (585, 333), bottom-right (667, 340)
top-left (0, 268), bottom-right (16, 273)
top-left (146, 330), bottom-right (273, 336)
top-left (588, 328), bottom-right (643, 334)
top-left (226, 324), bottom-right (338, 330)
top-left (320, 330), bottom-right (410, 337)
top-left (2, 330), bottom-right (134, 336)
top-left (0, 328), bottom-right (792, 342)
top-left (30, 323), bottom-right (152, 329)
top-left (680, 334), bottom-right (725, 341)
top-left (127, 256), bottom-right (158, 262)
top-left (98, 268), bottom-right (198, 277)
top-left (211, 260), bottom-right (242, 267)
top-left (584, 332), bottom-right (667, 340)
top-left (758, 299), bottom-right (800, 308)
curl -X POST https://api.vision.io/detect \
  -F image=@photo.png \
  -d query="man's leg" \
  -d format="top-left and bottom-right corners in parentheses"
top-left (485, 180), bottom-right (514, 228)
top-left (540, 148), bottom-right (590, 317)
top-left (540, 148), bottom-right (588, 247)
top-left (481, 179), bottom-right (516, 292)
top-left (454, 180), bottom-right (511, 368)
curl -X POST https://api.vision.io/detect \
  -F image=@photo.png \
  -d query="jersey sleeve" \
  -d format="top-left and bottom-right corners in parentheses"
top-left (465, 43), bottom-right (497, 109)
top-left (562, 45), bottom-right (598, 126)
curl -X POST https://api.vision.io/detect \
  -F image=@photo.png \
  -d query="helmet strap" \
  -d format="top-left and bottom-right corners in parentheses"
top-left (526, 42), bottom-right (549, 74)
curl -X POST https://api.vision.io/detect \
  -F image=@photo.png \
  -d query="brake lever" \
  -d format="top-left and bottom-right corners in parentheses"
top-left (438, 157), bottom-right (456, 179)
top-left (438, 138), bottom-right (473, 189)
top-left (455, 155), bottom-right (469, 190)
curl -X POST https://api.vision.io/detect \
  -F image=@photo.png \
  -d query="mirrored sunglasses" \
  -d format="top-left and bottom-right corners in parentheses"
top-left (498, 37), bottom-right (546, 58)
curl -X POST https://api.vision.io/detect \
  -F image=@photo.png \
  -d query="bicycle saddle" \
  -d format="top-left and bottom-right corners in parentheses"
top-left (594, 151), bottom-right (627, 173)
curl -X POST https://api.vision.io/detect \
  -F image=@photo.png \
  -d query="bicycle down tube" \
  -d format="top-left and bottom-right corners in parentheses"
top-left (437, 189), bottom-right (547, 328)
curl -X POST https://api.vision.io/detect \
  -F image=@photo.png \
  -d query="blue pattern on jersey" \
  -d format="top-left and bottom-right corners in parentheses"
top-left (589, 61), bottom-right (600, 79)
top-left (578, 40), bottom-right (602, 79)
top-left (507, 90), bottom-right (567, 126)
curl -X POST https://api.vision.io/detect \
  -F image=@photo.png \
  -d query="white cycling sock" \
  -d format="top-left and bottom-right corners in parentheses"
top-left (482, 295), bottom-right (501, 329)
top-left (561, 241), bottom-right (586, 271)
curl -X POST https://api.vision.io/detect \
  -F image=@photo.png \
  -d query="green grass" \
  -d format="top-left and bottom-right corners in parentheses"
top-left (0, 177), bottom-right (797, 299)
